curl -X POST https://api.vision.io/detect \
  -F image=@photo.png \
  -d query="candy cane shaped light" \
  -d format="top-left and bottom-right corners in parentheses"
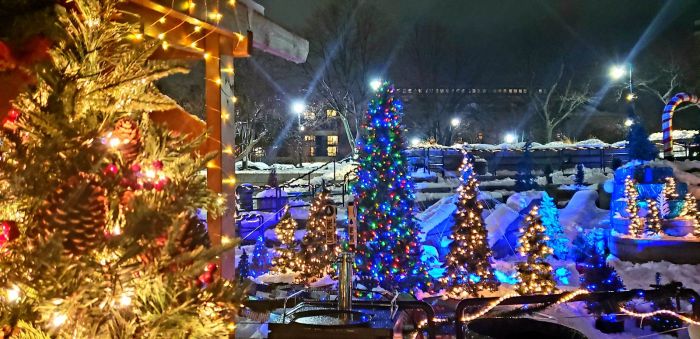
top-left (662, 92), bottom-right (699, 159)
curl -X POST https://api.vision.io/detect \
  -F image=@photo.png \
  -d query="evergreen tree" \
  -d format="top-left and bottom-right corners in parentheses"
top-left (626, 120), bottom-right (657, 161)
top-left (645, 199), bottom-right (662, 235)
top-left (352, 81), bottom-right (430, 292)
top-left (515, 141), bottom-right (538, 192)
top-left (238, 249), bottom-right (251, 281)
top-left (297, 189), bottom-right (340, 284)
top-left (270, 207), bottom-right (301, 274)
top-left (580, 251), bottom-right (625, 315)
top-left (250, 236), bottom-right (269, 277)
top-left (662, 177), bottom-right (678, 200)
top-left (624, 176), bottom-right (643, 237)
top-left (440, 155), bottom-right (499, 297)
top-left (680, 193), bottom-right (699, 237)
top-left (540, 191), bottom-right (569, 259)
top-left (574, 163), bottom-right (585, 187)
top-left (0, 1), bottom-right (243, 336)
top-left (515, 205), bottom-right (557, 295)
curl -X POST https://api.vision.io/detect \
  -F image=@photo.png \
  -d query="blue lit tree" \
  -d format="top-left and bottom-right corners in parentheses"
top-left (540, 192), bottom-right (569, 259)
top-left (574, 163), bottom-right (585, 187)
top-left (515, 141), bottom-right (538, 191)
top-left (250, 236), bottom-right (269, 277)
top-left (441, 155), bottom-right (499, 297)
top-left (238, 249), bottom-right (251, 281)
top-left (626, 119), bottom-right (657, 161)
top-left (580, 252), bottom-right (625, 314)
top-left (352, 81), bottom-right (431, 293)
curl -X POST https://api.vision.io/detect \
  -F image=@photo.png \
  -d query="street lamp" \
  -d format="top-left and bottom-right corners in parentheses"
top-left (291, 100), bottom-right (305, 115)
top-left (410, 137), bottom-right (420, 147)
top-left (369, 78), bottom-right (382, 91)
top-left (503, 133), bottom-right (517, 144)
top-left (450, 117), bottom-right (461, 127)
top-left (624, 118), bottom-right (634, 127)
top-left (608, 65), bottom-right (627, 81)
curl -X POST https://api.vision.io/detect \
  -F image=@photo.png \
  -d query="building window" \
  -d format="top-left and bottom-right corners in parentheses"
top-left (253, 147), bottom-right (265, 158)
top-left (304, 135), bottom-right (315, 142)
top-left (327, 146), bottom-right (337, 157)
top-left (326, 109), bottom-right (337, 118)
top-left (327, 135), bottom-right (338, 146)
top-left (309, 146), bottom-right (315, 157)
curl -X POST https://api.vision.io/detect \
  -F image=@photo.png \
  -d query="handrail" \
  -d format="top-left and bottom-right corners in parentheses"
top-left (241, 206), bottom-right (287, 241)
top-left (281, 156), bottom-right (353, 188)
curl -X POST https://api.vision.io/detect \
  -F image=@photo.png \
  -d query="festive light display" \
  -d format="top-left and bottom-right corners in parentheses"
top-left (297, 190), bottom-right (340, 284)
top-left (0, 1), bottom-right (242, 336)
top-left (270, 207), bottom-right (301, 274)
top-left (540, 191), bottom-right (569, 259)
top-left (238, 249), bottom-right (251, 281)
top-left (579, 252), bottom-right (625, 315)
top-left (645, 199), bottom-right (662, 235)
top-left (662, 177), bottom-right (679, 200)
top-left (624, 176), bottom-right (643, 237)
top-left (514, 141), bottom-right (537, 191)
top-left (662, 92), bottom-right (700, 159)
top-left (574, 163), bottom-right (585, 187)
top-left (440, 155), bottom-right (499, 297)
top-left (515, 205), bottom-right (557, 295)
top-left (352, 81), bottom-right (430, 292)
top-left (251, 236), bottom-right (269, 277)
top-left (619, 307), bottom-right (700, 326)
top-left (680, 193), bottom-right (699, 237)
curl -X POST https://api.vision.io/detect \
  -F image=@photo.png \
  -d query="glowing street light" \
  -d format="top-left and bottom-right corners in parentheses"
top-left (369, 78), bottom-right (382, 91)
top-left (624, 118), bottom-right (634, 127)
top-left (450, 117), bottom-right (461, 127)
top-left (410, 137), bottom-right (421, 147)
top-left (609, 65), bottom-right (627, 81)
top-left (290, 100), bottom-right (306, 115)
top-left (503, 133), bottom-right (517, 143)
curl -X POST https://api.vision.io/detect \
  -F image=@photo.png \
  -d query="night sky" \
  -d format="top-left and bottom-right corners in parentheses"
top-left (257, 0), bottom-right (699, 84)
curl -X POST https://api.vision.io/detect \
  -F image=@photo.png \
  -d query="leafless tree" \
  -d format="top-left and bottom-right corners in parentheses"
top-left (629, 61), bottom-right (700, 113)
top-left (531, 64), bottom-right (595, 142)
top-left (302, 0), bottom-right (391, 157)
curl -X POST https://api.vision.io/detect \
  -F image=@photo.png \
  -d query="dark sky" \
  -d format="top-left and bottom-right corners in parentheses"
top-left (257, 0), bottom-right (699, 81)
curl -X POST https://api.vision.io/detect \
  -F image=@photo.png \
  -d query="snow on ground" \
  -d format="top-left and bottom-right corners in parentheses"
top-left (649, 129), bottom-right (699, 142)
top-left (560, 190), bottom-right (609, 232)
top-left (484, 204), bottom-right (520, 247)
top-left (609, 255), bottom-right (700, 292)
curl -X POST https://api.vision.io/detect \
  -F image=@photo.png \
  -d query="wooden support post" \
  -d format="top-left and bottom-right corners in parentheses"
top-left (204, 33), bottom-right (225, 273)
top-left (220, 54), bottom-right (237, 280)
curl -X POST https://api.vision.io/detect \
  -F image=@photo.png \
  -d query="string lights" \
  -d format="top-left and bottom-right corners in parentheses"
top-left (624, 176), bottom-right (643, 238)
top-left (645, 199), bottom-right (662, 235)
top-left (620, 307), bottom-right (700, 326)
top-left (515, 205), bottom-right (556, 295)
top-left (440, 154), bottom-right (499, 298)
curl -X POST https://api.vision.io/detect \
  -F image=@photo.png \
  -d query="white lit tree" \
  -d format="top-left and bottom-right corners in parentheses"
top-left (515, 205), bottom-right (556, 295)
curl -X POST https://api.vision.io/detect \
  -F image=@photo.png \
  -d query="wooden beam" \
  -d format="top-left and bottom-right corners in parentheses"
top-left (204, 32), bottom-right (223, 261)
top-left (219, 54), bottom-right (237, 280)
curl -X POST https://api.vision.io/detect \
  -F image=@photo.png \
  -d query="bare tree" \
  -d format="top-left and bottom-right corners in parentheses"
top-left (302, 0), bottom-right (390, 157)
top-left (630, 61), bottom-right (700, 113)
top-left (531, 64), bottom-right (594, 142)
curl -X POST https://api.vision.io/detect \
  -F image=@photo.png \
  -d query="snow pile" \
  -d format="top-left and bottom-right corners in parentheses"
top-left (254, 272), bottom-right (297, 284)
top-left (417, 195), bottom-right (457, 238)
top-left (236, 161), bottom-right (271, 171)
top-left (648, 160), bottom-right (700, 197)
top-left (484, 204), bottom-right (520, 247)
top-left (506, 191), bottom-right (542, 211)
top-left (480, 177), bottom-right (516, 187)
top-left (608, 255), bottom-right (700, 292)
top-left (649, 129), bottom-right (699, 142)
top-left (560, 190), bottom-right (609, 232)
top-left (308, 161), bottom-right (358, 185)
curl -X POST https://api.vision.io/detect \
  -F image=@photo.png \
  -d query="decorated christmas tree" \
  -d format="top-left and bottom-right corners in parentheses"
top-left (645, 199), bottom-right (662, 235)
top-left (0, 0), bottom-right (243, 336)
top-left (515, 205), bottom-right (557, 295)
top-left (352, 81), bottom-right (430, 292)
top-left (662, 177), bottom-right (678, 200)
top-left (238, 249), bottom-right (252, 281)
top-left (580, 252), bottom-right (625, 315)
top-left (270, 207), bottom-right (301, 274)
top-left (297, 189), bottom-right (340, 284)
top-left (540, 191), bottom-right (569, 259)
top-left (440, 155), bottom-right (499, 297)
top-left (624, 176), bottom-right (643, 237)
top-left (250, 235), bottom-right (269, 277)
top-left (626, 119), bottom-right (657, 161)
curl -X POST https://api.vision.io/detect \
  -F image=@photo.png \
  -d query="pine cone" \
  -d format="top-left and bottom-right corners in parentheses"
top-left (37, 174), bottom-right (107, 255)
top-left (112, 118), bottom-right (141, 165)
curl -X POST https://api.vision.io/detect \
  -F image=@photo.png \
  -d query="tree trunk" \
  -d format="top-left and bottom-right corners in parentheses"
top-left (545, 124), bottom-right (554, 143)
top-left (340, 114), bottom-right (356, 157)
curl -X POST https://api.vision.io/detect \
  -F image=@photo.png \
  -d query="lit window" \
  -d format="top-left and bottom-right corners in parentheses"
top-left (304, 135), bottom-right (315, 142)
top-left (327, 146), bottom-right (337, 157)
top-left (309, 147), bottom-right (315, 157)
top-left (327, 135), bottom-right (338, 145)
top-left (253, 147), bottom-right (265, 157)
top-left (326, 109), bottom-right (338, 118)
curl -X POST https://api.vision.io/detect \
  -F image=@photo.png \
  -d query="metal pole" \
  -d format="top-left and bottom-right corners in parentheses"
top-left (338, 252), bottom-right (354, 311)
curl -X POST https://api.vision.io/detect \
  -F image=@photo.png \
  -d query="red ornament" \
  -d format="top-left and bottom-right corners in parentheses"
top-left (104, 163), bottom-right (118, 176)
top-left (152, 160), bottom-right (163, 170)
top-left (197, 263), bottom-right (218, 286)
top-left (0, 220), bottom-right (19, 247)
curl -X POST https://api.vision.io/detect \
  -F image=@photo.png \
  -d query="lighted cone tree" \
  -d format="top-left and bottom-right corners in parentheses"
top-left (645, 199), bottom-right (662, 235)
top-left (352, 81), bottom-right (430, 293)
top-left (270, 207), bottom-right (301, 274)
top-left (680, 193), bottom-right (699, 237)
top-left (662, 177), bottom-right (678, 200)
top-left (0, 1), bottom-right (244, 337)
top-left (540, 191), bottom-right (569, 259)
top-left (440, 155), bottom-right (499, 297)
top-left (515, 205), bottom-right (557, 295)
top-left (297, 189), bottom-right (340, 284)
top-left (624, 176), bottom-right (643, 238)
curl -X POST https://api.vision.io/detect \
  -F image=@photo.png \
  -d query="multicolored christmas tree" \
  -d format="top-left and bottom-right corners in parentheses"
top-left (540, 191), bottom-right (569, 259)
top-left (297, 189), bottom-right (340, 284)
top-left (515, 205), bottom-right (557, 295)
top-left (0, 0), bottom-right (242, 336)
top-left (270, 207), bottom-right (301, 274)
top-left (352, 81), bottom-right (430, 292)
top-left (624, 176), bottom-right (643, 238)
top-left (440, 155), bottom-right (499, 297)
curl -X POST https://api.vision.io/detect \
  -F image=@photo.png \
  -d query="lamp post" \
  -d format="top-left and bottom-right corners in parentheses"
top-left (290, 100), bottom-right (306, 167)
top-left (609, 63), bottom-right (636, 116)
top-left (369, 78), bottom-right (382, 92)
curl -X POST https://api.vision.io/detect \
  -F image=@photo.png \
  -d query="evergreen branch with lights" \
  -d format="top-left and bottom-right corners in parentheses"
top-left (296, 189), bottom-right (340, 284)
top-left (515, 205), bottom-right (557, 295)
top-left (0, 0), bottom-right (244, 337)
